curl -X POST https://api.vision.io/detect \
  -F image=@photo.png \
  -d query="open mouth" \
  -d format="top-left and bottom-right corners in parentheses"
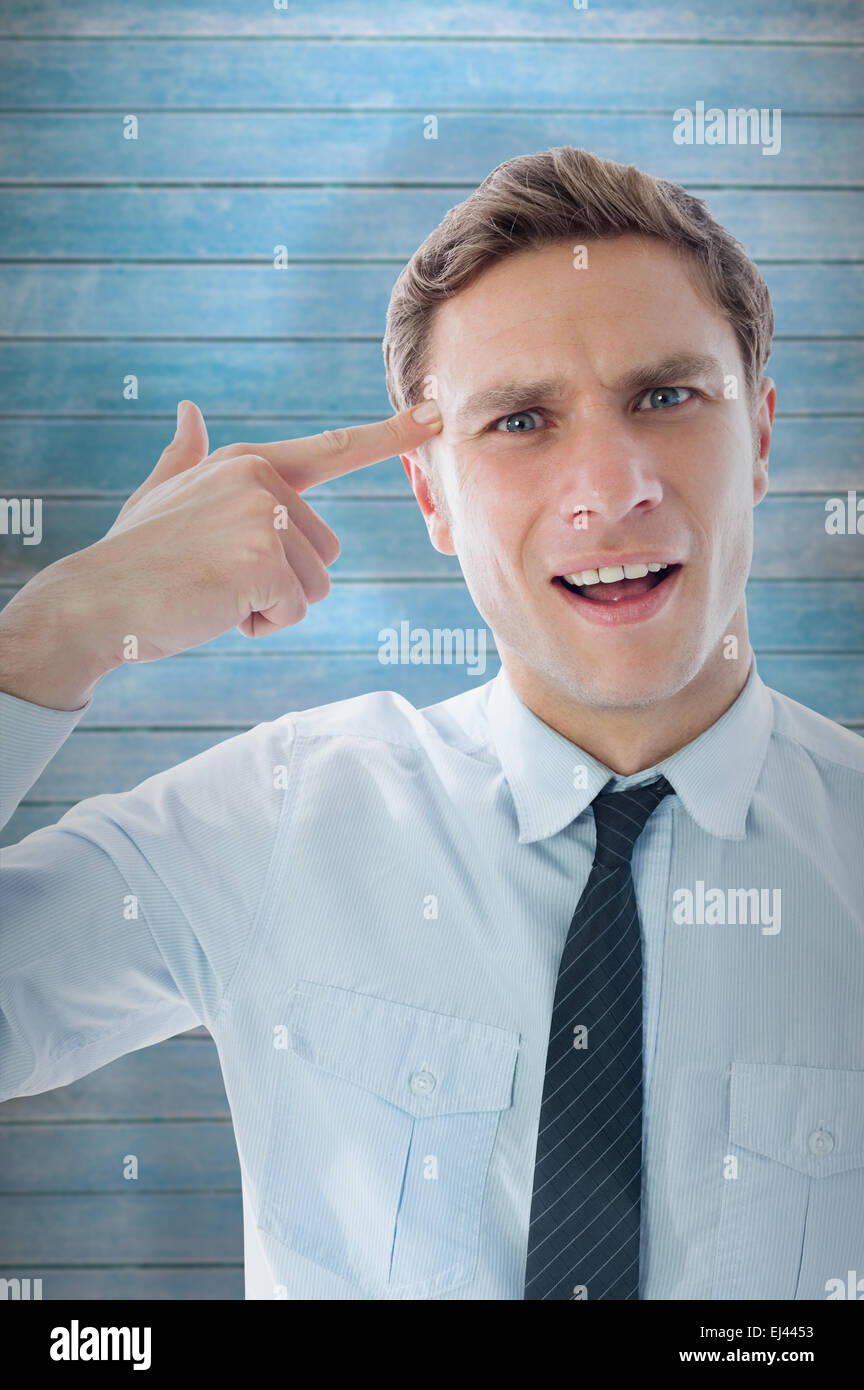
top-left (551, 562), bottom-right (683, 625)
top-left (555, 563), bottom-right (682, 603)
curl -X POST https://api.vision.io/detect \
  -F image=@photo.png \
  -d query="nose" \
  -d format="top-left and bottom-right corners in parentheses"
top-left (556, 416), bottom-right (664, 528)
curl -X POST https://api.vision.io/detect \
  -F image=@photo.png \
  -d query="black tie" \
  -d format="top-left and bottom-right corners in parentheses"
top-left (524, 775), bottom-right (675, 1300)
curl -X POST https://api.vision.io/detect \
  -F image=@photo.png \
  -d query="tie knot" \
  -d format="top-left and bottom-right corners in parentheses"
top-left (591, 774), bottom-right (674, 870)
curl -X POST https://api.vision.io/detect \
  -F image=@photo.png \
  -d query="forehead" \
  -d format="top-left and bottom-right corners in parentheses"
top-left (424, 233), bottom-right (738, 397)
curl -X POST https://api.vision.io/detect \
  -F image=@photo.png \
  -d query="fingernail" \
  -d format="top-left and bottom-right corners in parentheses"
top-left (175, 400), bottom-right (188, 433)
top-left (412, 398), bottom-right (442, 425)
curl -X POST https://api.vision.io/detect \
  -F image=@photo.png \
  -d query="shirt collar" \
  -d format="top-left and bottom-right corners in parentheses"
top-left (486, 652), bottom-right (774, 845)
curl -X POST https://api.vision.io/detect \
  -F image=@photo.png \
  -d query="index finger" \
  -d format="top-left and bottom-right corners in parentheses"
top-left (242, 400), bottom-right (443, 492)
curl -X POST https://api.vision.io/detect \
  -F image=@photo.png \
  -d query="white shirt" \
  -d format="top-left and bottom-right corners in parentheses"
top-left (2, 653), bottom-right (863, 1299)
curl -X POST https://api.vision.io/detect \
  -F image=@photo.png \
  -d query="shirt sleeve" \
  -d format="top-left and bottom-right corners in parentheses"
top-left (0, 688), bottom-right (295, 1102)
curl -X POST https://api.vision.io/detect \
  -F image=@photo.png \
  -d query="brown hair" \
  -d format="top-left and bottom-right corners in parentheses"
top-left (382, 145), bottom-right (773, 419)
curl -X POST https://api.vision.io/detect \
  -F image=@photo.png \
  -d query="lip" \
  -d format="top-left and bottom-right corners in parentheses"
top-left (552, 563), bottom-right (683, 627)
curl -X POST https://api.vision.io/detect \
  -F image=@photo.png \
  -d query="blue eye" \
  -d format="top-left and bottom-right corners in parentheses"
top-left (637, 386), bottom-right (693, 411)
top-left (491, 409), bottom-right (545, 433)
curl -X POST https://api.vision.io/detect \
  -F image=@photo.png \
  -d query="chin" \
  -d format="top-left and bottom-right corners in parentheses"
top-left (551, 638), bottom-right (708, 711)
top-left (563, 673), bottom-right (679, 711)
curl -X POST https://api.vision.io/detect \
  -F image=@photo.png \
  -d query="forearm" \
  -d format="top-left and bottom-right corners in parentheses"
top-left (0, 552), bottom-right (120, 711)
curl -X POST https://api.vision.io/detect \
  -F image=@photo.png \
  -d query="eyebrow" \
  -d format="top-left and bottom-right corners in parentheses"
top-left (452, 354), bottom-right (726, 427)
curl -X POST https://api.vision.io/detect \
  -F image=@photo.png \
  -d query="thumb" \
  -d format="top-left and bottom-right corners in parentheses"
top-left (140, 399), bottom-right (211, 492)
top-left (166, 399), bottom-right (209, 469)
top-left (110, 400), bottom-right (211, 527)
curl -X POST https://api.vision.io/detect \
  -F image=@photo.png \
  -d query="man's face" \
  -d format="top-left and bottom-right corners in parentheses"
top-left (402, 234), bottom-right (774, 711)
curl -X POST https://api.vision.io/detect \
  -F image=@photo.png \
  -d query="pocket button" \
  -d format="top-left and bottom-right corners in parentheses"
top-left (808, 1128), bottom-right (835, 1155)
top-left (410, 1069), bottom-right (436, 1097)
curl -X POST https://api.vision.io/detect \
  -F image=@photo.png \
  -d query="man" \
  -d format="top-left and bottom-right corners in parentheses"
top-left (1, 147), bottom-right (862, 1301)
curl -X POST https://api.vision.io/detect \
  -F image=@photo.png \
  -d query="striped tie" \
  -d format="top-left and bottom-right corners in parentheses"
top-left (524, 775), bottom-right (675, 1300)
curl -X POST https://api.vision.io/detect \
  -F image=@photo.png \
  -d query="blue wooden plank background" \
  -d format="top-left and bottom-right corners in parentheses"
top-left (0, 0), bottom-right (861, 1302)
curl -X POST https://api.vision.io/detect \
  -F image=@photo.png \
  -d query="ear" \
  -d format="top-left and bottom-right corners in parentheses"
top-left (401, 450), bottom-right (457, 556)
top-left (752, 375), bottom-right (776, 507)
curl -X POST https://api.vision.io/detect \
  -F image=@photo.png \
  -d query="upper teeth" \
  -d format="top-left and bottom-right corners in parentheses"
top-left (563, 562), bottom-right (670, 586)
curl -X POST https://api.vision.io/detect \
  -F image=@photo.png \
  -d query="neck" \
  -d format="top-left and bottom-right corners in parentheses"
top-left (501, 622), bottom-right (752, 777)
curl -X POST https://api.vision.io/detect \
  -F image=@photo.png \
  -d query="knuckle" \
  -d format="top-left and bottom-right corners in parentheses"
top-left (320, 426), bottom-right (353, 455)
top-left (255, 534), bottom-right (283, 568)
top-left (381, 415), bottom-right (403, 450)
top-left (322, 530), bottom-right (341, 564)
top-left (254, 490), bottom-right (281, 522)
top-left (236, 453), bottom-right (272, 484)
top-left (239, 520), bottom-right (280, 565)
top-left (286, 577), bottom-right (308, 622)
top-left (210, 442), bottom-right (253, 463)
top-left (307, 565), bottom-right (331, 604)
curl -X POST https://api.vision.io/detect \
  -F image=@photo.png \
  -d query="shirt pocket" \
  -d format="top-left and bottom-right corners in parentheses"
top-left (711, 1063), bottom-right (864, 1300)
top-left (257, 980), bottom-right (521, 1298)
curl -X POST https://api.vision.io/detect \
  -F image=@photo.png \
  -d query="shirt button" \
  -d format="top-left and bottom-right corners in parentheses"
top-left (410, 1070), bottom-right (436, 1097)
top-left (808, 1128), bottom-right (834, 1155)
